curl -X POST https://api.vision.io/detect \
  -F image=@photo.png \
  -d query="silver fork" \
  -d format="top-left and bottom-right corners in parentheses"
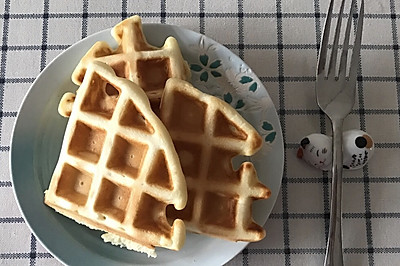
top-left (316, 0), bottom-right (364, 265)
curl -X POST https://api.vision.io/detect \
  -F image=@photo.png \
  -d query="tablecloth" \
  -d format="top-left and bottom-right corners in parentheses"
top-left (1, 0), bottom-right (400, 265)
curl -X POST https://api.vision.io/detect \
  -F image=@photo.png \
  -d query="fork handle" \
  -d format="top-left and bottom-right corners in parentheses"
top-left (324, 118), bottom-right (344, 266)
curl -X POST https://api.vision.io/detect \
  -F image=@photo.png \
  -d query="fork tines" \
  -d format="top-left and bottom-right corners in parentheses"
top-left (317, 0), bottom-right (365, 80)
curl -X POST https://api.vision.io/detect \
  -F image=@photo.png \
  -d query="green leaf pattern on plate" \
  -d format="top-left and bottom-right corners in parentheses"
top-left (249, 82), bottom-right (258, 92)
top-left (190, 54), bottom-right (222, 82)
top-left (261, 121), bottom-right (276, 143)
top-left (200, 54), bottom-right (209, 66)
top-left (188, 39), bottom-right (276, 144)
top-left (209, 60), bottom-right (222, 69)
top-left (265, 132), bottom-right (277, 143)
top-left (222, 92), bottom-right (245, 110)
top-left (239, 75), bottom-right (258, 92)
top-left (190, 64), bottom-right (202, 72)
top-left (240, 76), bottom-right (253, 84)
top-left (223, 93), bottom-right (233, 103)
top-left (235, 99), bottom-right (245, 109)
top-left (262, 121), bottom-right (273, 131)
top-left (211, 71), bottom-right (222, 77)
top-left (200, 71), bottom-right (209, 82)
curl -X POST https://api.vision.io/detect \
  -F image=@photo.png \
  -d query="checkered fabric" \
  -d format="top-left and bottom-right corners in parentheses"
top-left (1, 0), bottom-right (400, 265)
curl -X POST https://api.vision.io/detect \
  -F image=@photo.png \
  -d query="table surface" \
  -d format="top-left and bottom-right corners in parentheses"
top-left (1, 0), bottom-right (400, 265)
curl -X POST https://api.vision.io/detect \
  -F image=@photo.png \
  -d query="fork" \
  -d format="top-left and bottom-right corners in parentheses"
top-left (316, 0), bottom-right (364, 265)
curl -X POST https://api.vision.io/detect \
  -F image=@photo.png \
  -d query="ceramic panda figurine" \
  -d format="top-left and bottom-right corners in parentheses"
top-left (297, 129), bottom-right (374, 171)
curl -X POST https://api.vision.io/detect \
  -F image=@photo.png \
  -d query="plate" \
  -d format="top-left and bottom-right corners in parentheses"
top-left (10, 23), bottom-right (284, 265)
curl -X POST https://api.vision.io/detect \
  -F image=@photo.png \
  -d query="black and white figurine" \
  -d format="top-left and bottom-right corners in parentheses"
top-left (297, 129), bottom-right (374, 171)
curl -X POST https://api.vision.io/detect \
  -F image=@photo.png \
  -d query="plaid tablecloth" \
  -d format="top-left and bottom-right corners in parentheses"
top-left (1, 0), bottom-right (400, 265)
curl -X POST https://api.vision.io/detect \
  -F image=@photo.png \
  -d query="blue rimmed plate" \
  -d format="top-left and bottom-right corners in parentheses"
top-left (10, 23), bottom-right (284, 265)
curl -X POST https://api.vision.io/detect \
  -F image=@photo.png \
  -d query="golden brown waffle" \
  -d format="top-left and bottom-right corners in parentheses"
top-left (58, 92), bottom-right (76, 117)
top-left (160, 78), bottom-right (271, 242)
top-left (71, 15), bottom-right (191, 114)
top-left (45, 62), bottom-right (187, 258)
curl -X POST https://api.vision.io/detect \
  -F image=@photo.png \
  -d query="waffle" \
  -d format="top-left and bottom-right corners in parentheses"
top-left (58, 92), bottom-right (76, 117)
top-left (71, 15), bottom-right (191, 114)
top-left (45, 62), bottom-right (187, 258)
top-left (160, 78), bottom-right (271, 242)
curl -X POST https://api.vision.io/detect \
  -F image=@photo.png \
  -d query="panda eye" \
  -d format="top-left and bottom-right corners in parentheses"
top-left (316, 150), bottom-right (319, 156)
top-left (322, 148), bottom-right (327, 154)
top-left (355, 136), bottom-right (367, 148)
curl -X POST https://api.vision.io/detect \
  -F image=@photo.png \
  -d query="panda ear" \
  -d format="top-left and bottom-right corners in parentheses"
top-left (363, 134), bottom-right (374, 149)
top-left (297, 148), bottom-right (304, 158)
top-left (300, 137), bottom-right (310, 149)
top-left (355, 136), bottom-right (367, 148)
